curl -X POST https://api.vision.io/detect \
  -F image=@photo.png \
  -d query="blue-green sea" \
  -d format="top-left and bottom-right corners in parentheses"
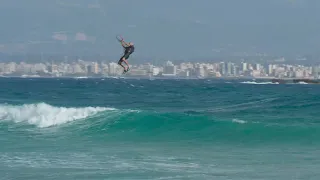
top-left (0, 77), bottom-right (320, 180)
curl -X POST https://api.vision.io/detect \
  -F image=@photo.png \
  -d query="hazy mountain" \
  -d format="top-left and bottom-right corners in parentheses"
top-left (0, 0), bottom-right (320, 61)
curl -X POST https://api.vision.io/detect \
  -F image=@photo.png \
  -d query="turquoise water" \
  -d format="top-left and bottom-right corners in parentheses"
top-left (0, 78), bottom-right (320, 179)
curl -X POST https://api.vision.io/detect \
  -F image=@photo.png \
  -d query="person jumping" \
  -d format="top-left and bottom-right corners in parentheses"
top-left (117, 37), bottom-right (135, 73)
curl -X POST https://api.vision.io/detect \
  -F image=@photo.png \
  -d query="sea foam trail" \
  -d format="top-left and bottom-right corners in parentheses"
top-left (0, 103), bottom-right (114, 128)
top-left (240, 81), bottom-right (279, 85)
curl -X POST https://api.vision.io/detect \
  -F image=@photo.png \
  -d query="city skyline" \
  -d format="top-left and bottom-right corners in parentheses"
top-left (0, 59), bottom-right (319, 80)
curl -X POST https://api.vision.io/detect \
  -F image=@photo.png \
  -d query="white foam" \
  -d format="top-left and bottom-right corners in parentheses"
top-left (232, 119), bottom-right (247, 124)
top-left (240, 81), bottom-right (279, 85)
top-left (297, 81), bottom-right (308, 84)
top-left (0, 103), bottom-right (115, 128)
top-left (74, 76), bottom-right (88, 79)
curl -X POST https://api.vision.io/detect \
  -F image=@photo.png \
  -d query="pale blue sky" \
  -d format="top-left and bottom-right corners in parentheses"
top-left (0, 0), bottom-right (320, 60)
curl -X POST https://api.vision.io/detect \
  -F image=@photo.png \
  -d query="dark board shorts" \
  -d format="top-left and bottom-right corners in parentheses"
top-left (118, 52), bottom-right (131, 64)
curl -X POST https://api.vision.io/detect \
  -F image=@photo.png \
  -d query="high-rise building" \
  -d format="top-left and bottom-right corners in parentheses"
top-left (196, 65), bottom-right (205, 77)
top-left (93, 62), bottom-right (99, 74)
top-left (242, 62), bottom-right (247, 72)
top-left (72, 64), bottom-right (83, 74)
top-left (312, 66), bottom-right (320, 78)
top-left (227, 62), bottom-right (233, 75)
top-left (232, 65), bottom-right (238, 76)
top-left (267, 64), bottom-right (274, 76)
top-left (87, 62), bottom-right (99, 74)
top-left (100, 63), bottom-right (109, 75)
top-left (142, 63), bottom-right (153, 73)
top-left (109, 62), bottom-right (118, 75)
top-left (152, 67), bottom-right (160, 76)
top-left (3, 62), bottom-right (16, 74)
top-left (163, 61), bottom-right (177, 75)
top-left (254, 63), bottom-right (261, 71)
top-left (220, 62), bottom-right (226, 76)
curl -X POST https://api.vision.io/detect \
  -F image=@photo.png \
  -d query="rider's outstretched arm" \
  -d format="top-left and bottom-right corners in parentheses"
top-left (120, 40), bottom-right (130, 48)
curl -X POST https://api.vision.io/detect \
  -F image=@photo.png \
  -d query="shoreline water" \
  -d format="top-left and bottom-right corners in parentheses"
top-left (1, 77), bottom-right (320, 179)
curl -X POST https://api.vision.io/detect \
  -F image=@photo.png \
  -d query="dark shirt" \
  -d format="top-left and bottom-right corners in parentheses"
top-left (125, 45), bottom-right (135, 54)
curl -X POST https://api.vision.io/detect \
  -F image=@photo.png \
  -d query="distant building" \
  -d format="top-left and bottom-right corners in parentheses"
top-left (128, 69), bottom-right (147, 76)
top-left (152, 67), bottom-right (160, 76)
top-left (162, 61), bottom-right (177, 76)
top-left (220, 62), bottom-right (226, 75)
top-left (109, 62), bottom-right (118, 75)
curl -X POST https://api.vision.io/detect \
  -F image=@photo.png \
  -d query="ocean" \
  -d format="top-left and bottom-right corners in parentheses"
top-left (0, 77), bottom-right (319, 180)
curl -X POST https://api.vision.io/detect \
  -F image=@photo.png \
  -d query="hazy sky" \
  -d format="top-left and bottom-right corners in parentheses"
top-left (0, 0), bottom-right (320, 60)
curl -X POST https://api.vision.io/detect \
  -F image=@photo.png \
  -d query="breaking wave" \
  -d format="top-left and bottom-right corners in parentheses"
top-left (0, 103), bottom-right (114, 128)
top-left (0, 102), bottom-right (319, 144)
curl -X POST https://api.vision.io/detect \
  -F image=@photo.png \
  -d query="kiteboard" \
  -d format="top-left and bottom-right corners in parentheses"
top-left (122, 66), bottom-right (130, 74)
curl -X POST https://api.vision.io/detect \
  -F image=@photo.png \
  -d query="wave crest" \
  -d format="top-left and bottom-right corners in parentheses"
top-left (0, 103), bottom-right (114, 128)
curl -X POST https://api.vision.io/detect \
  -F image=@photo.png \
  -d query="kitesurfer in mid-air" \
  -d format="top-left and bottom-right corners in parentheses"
top-left (117, 37), bottom-right (135, 73)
